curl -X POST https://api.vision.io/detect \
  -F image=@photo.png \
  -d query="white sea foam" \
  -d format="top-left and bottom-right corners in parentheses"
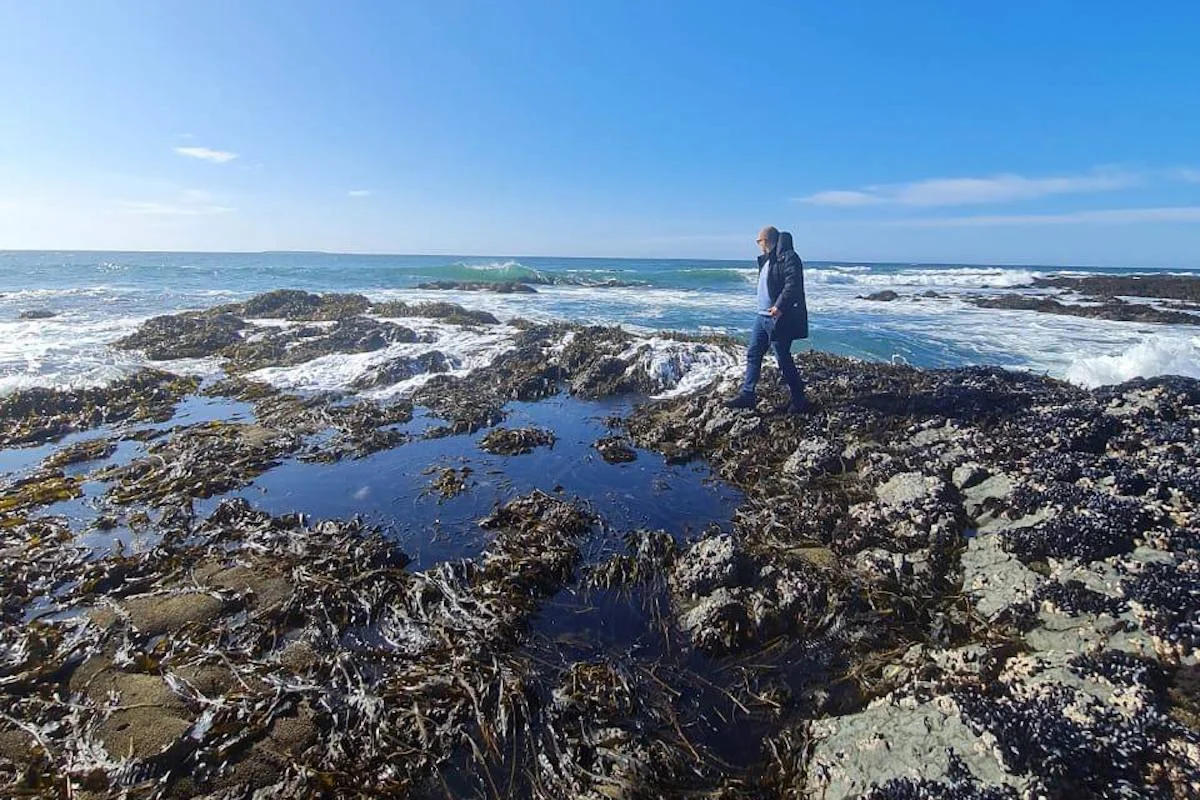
top-left (1065, 335), bottom-right (1200, 388)
top-left (807, 266), bottom-right (1043, 289)
top-left (618, 338), bottom-right (742, 398)
top-left (247, 320), bottom-right (523, 398)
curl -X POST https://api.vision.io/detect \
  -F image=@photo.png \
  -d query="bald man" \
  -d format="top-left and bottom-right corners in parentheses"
top-left (724, 226), bottom-right (810, 413)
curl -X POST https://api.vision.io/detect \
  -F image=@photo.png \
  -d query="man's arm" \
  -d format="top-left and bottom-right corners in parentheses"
top-left (771, 252), bottom-right (801, 314)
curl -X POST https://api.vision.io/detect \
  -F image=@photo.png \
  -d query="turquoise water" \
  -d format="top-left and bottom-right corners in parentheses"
top-left (2, 250), bottom-right (1198, 392)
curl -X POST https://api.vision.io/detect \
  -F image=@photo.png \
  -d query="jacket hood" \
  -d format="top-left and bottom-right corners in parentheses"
top-left (775, 231), bottom-right (795, 257)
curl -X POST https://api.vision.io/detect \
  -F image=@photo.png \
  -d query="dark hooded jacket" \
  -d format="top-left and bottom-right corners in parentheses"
top-left (756, 231), bottom-right (809, 340)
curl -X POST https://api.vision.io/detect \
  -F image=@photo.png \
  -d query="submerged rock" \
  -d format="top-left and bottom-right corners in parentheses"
top-left (18, 308), bottom-right (56, 319)
top-left (863, 290), bottom-right (900, 302)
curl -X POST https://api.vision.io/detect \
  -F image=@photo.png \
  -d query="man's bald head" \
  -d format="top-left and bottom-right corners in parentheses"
top-left (757, 226), bottom-right (779, 254)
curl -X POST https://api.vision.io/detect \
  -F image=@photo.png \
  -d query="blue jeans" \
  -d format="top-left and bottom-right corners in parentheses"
top-left (739, 314), bottom-right (805, 401)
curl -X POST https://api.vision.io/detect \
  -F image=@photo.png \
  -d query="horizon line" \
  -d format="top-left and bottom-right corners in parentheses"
top-left (2, 247), bottom-right (1197, 272)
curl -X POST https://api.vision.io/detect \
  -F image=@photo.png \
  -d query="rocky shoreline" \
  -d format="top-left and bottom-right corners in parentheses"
top-left (1, 290), bottom-right (1198, 798)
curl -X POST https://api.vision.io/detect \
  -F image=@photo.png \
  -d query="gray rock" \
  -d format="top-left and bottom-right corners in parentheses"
top-left (853, 548), bottom-right (933, 588)
top-left (670, 534), bottom-right (739, 599)
top-left (875, 471), bottom-right (941, 509)
top-left (782, 437), bottom-right (841, 475)
top-left (961, 473), bottom-right (1015, 520)
top-left (961, 533), bottom-right (1043, 619)
top-left (952, 462), bottom-right (988, 490)
top-left (727, 414), bottom-right (761, 439)
top-left (910, 422), bottom-right (957, 447)
top-left (19, 308), bottom-right (57, 320)
top-left (805, 694), bottom-right (1028, 799)
top-left (703, 408), bottom-right (739, 436)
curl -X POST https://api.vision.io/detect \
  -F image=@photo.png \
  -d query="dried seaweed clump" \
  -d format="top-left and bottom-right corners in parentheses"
top-left (0, 490), bottom-right (602, 797)
top-left (96, 421), bottom-right (300, 507)
top-left (425, 466), bottom-right (472, 499)
top-left (0, 469), bottom-right (83, 522)
top-left (594, 435), bottom-right (637, 463)
top-left (479, 426), bottom-right (557, 456)
top-left (532, 660), bottom-right (704, 799)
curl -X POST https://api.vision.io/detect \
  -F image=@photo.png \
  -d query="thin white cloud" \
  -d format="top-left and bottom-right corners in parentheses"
top-left (887, 206), bottom-right (1200, 228)
top-left (797, 169), bottom-right (1139, 207)
top-left (1174, 168), bottom-right (1200, 184)
top-left (801, 190), bottom-right (880, 207)
top-left (174, 146), bottom-right (239, 164)
top-left (348, 189), bottom-right (371, 197)
top-left (180, 189), bottom-right (215, 203)
top-left (120, 201), bottom-right (234, 216)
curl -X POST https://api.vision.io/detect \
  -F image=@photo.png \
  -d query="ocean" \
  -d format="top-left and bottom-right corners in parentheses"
top-left (2, 250), bottom-right (1199, 396)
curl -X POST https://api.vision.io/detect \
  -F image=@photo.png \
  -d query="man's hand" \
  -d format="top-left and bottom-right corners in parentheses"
top-left (768, 306), bottom-right (782, 319)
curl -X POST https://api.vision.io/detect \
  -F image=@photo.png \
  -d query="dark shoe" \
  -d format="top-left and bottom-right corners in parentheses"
top-left (778, 398), bottom-right (811, 414)
top-left (723, 393), bottom-right (756, 410)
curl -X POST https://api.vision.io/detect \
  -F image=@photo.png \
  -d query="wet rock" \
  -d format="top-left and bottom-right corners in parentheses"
top-left (854, 547), bottom-right (934, 592)
top-left (593, 435), bottom-right (637, 463)
top-left (863, 290), bottom-right (900, 302)
top-left (970, 294), bottom-right (1199, 325)
top-left (417, 280), bottom-right (537, 293)
top-left (119, 591), bottom-right (227, 635)
top-left (1031, 274), bottom-right (1200, 303)
top-left (215, 289), bottom-right (370, 320)
top-left (676, 587), bottom-right (754, 653)
top-left (18, 308), bottom-right (56, 319)
top-left (570, 355), bottom-right (639, 397)
top-left (203, 561), bottom-right (294, 611)
top-left (98, 706), bottom-right (192, 760)
top-left (116, 311), bottom-right (246, 359)
top-left (961, 473), bottom-right (1015, 522)
top-left (370, 299), bottom-right (500, 325)
top-left (670, 536), bottom-right (840, 653)
top-left (479, 426), bottom-right (556, 455)
top-left (0, 369), bottom-right (198, 447)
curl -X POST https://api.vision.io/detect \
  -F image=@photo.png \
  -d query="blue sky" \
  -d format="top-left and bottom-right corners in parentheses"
top-left (1, 1), bottom-right (1197, 265)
